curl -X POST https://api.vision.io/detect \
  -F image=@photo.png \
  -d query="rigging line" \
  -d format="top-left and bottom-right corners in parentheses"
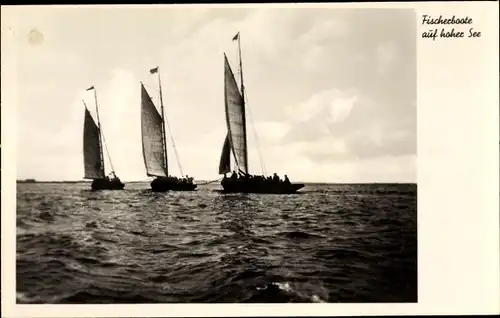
top-left (152, 85), bottom-right (185, 177)
top-left (95, 116), bottom-right (115, 174)
top-left (197, 177), bottom-right (223, 185)
top-left (100, 132), bottom-right (116, 175)
top-left (233, 42), bottom-right (266, 177)
top-left (164, 112), bottom-right (185, 177)
top-left (243, 86), bottom-right (267, 177)
top-left (97, 116), bottom-right (116, 175)
top-left (91, 91), bottom-right (116, 176)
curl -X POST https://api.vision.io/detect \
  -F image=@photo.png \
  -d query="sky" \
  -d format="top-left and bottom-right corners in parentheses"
top-left (11, 5), bottom-right (416, 183)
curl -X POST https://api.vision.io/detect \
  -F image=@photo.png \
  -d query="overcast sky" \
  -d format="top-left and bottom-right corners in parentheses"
top-left (13, 6), bottom-right (416, 183)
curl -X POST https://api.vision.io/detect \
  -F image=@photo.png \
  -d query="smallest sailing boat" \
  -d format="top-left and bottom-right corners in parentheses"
top-left (82, 86), bottom-right (125, 190)
top-left (140, 66), bottom-right (197, 192)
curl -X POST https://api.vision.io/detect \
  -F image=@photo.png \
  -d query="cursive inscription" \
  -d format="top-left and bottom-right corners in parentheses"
top-left (421, 15), bottom-right (481, 41)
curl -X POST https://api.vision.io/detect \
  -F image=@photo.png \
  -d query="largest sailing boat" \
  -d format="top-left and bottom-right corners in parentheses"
top-left (82, 86), bottom-right (125, 190)
top-left (140, 66), bottom-right (197, 192)
top-left (218, 32), bottom-right (304, 194)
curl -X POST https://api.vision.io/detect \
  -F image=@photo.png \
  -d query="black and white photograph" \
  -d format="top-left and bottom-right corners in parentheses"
top-left (13, 5), bottom-right (417, 304)
top-left (1, 1), bottom-right (498, 316)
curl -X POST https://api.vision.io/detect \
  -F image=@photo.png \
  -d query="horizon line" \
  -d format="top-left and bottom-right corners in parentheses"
top-left (16, 179), bottom-right (417, 185)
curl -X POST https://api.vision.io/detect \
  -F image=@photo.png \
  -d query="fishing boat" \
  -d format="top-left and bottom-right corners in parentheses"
top-left (218, 32), bottom-right (304, 194)
top-left (140, 66), bottom-right (197, 192)
top-left (82, 86), bottom-right (125, 190)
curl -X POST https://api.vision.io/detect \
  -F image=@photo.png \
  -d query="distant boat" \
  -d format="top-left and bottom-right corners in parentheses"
top-left (82, 86), bottom-right (125, 190)
top-left (218, 32), bottom-right (304, 194)
top-left (17, 178), bottom-right (37, 183)
top-left (140, 66), bottom-right (197, 192)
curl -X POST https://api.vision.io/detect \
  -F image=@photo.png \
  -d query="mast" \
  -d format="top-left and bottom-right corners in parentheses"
top-left (92, 87), bottom-right (106, 176)
top-left (236, 32), bottom-right (249, 173)
top-left (156, 67), bottom-right (169, 176)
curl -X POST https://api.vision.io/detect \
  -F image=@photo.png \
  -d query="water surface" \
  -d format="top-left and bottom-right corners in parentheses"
top-left (16, 182), bottom-right (417, 303)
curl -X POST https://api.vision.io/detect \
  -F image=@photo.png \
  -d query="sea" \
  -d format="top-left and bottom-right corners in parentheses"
top-left (16, 182), bottom-right (417, 303)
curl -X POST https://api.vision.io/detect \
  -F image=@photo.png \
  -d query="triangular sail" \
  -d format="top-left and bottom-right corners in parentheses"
top-left (83, 107), bottom-right (105, 179)
top-left (218, 133), bottom-right (231, 174)
top-left (223, 54), bottom-right (248, 174)
top-left (141, 83), bottom-right (167, 177)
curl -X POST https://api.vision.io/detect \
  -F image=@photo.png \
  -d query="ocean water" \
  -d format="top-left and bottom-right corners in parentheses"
top-left (16, 182), bottom-right (417, 303)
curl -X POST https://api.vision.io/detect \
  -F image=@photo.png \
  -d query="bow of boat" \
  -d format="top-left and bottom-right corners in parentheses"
top-left (291, 183), bottom-right (305, 192)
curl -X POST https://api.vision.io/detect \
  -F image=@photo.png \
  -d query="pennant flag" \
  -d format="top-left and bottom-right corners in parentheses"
top-left (150, 67), bottom-right (159, 74)
top-left (86, 86), bottom-right (94, 91)
top-left (232, 32), bottom-right (239, 41)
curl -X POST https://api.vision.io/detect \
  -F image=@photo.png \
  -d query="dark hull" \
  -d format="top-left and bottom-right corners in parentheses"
top-left (221, 179), bottom-right (304, 194)
top-left (150, 178), bottom-right (197, 192)
top-left (91, 178), bottom-right (125, 190)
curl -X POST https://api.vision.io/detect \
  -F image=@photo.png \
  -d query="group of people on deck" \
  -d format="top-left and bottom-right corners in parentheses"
top-left (224, 171), bottom-right (291, 186)
top-left (164, 175), bottom-right (195, 185)
top-left (105, 171), bottom-right (120, 182)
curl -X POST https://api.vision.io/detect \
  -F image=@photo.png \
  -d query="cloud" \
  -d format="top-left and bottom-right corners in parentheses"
top-left (282, 84), bottom-right (415, 167)
top-left (290, 89), bottom-right (357, 123)
top-left (284, 88), bottom-right (359, 142)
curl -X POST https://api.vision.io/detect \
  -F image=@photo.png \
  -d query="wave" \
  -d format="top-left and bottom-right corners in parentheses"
top-left (16, 183), bottom-right (417, 303)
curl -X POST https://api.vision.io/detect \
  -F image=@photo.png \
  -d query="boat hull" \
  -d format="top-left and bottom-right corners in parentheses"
top-left (221, 179), bottom-right (304, 194)
top-left (150, 178), bottom-right (198, 192)
top-left (91, 178), bottom-right (125, 190)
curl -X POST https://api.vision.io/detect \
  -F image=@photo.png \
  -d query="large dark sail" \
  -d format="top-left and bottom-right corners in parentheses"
top-left (83, 107), bottom-right (105, 179)
top-left (140, 83), bottom-right (167, 177)
top-left (218, 133), bottom-right (231, 174)
top-left (222, 54), bottom-right (248, 174)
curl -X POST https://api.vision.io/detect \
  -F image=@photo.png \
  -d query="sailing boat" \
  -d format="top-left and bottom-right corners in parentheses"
top-left (140, 66), bottom-right (197, 192)
top-left (218, 32), bottom-right (304, 194)
top-left (82, 86), bottom-right (125, 190)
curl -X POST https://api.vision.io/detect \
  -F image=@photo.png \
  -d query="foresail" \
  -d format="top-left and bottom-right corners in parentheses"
top-left (224, 54), bottom-right (248, 174)
top-left (83, 108), bottom-right (105, 179)
top-left (218, 133), bottom-right (231, 174)
top-left (141, 83), bottom-right (167, 177)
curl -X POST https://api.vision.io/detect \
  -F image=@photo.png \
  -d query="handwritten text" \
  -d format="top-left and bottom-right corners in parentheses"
top-left (421, 15), bottom-right (481, 41)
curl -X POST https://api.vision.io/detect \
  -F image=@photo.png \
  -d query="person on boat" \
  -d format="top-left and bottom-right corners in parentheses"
top-left (104, 172), bottom-right (112, 182)
top-left (284, 174), bottom-right (291, 185)
top-left (273, 173), bottom-right (280, 183)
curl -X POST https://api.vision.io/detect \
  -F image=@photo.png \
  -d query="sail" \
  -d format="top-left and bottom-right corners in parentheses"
top-left (83, 108), bottom-right (105, 179)
top-left (224, 54), bottom-right (248, 174)
top-left (218, 133), bottom-right (231, 174)
top-left (141, 83), bottom-right (167, 177)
